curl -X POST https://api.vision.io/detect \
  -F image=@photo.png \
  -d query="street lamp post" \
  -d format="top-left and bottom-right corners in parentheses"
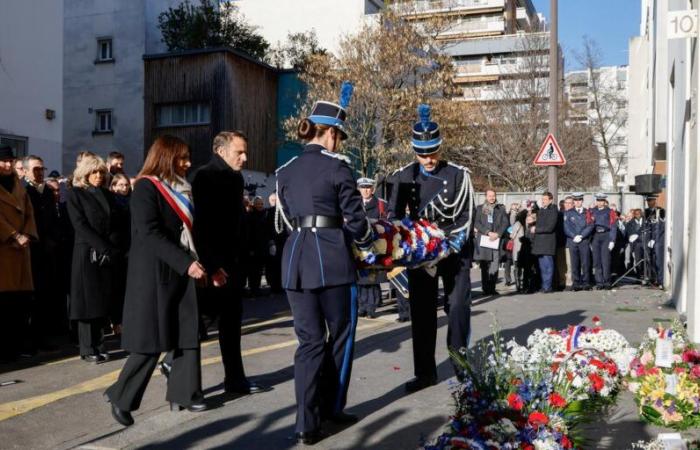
top-left (548, 0), bottom-right (559, 200)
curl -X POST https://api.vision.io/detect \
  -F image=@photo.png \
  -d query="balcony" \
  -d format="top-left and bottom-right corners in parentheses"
top-left (453, 58), bottom-right (549, 80)
top-left (392, 0), bottom-right (506, 18)
top-left (515, 7), bottom-right (530, 27)
top-left (438, 19), bottom-right (506, 38)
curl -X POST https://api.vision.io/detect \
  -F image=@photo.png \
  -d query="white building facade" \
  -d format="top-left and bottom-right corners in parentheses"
top-left (0, 0), bottom-right (64, 172)
top-left (62, 0), bottom-right (185, 175)
top-left (626, 0), bottom-right (700, 342)
top-left (231, 0), bottom-right (383, 57)
top-left (564, 66), bottom-right (629, 190)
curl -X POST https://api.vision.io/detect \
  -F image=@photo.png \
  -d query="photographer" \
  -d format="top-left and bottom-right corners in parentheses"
top-left (67, 154), bottom-right (122, 363)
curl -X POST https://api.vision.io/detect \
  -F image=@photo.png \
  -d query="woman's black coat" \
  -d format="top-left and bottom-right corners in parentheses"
top-left (66, 186), bottom-right (119, 320)
top-left (120, 179), bottom-right (198, 354)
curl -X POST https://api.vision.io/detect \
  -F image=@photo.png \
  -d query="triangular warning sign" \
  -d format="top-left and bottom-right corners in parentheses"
top-left (533, 133), bottom-right (566, 166)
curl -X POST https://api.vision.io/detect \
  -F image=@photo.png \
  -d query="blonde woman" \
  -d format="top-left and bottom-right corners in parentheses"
top-left (67, 154), bottom-right (122, 363)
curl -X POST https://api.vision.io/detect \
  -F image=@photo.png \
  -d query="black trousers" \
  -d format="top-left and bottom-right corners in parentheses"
top-left (395, 289), bottom-right (411, 320)
top-left (630, 242), bottom-right (645, 278)
top-left (591, 233), bottom-right (612, 285)
top-left (408, 252), bottom-right (472, 380)
top-left (0, 292), bottom-right (32, 360)
top-left (286, 284), bottom-right (357, 433)
top-left (78, 319), bottom-right (105, 356)
top-left (479, 261), bottom-right (498, 294)
top-left (569, 240), bottom-right (591, 287)
top-left (265, 254), bottom-right (283, 292)
top-left (246, 255), bottom-right (264, 293)
top-left (357, 284), bottom-right (381, 315)
top-left (105, 348), bottom-right (202, 411)
top-left (198, 284), bottom-right (247, 390)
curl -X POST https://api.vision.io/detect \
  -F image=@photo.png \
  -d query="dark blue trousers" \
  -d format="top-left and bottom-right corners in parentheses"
top-left (537, 255), bottom-right (554, 291)
top-left (591, 233), bottom-right (612, 286)
top-left (569, 240), bottom-right (591, 288)
top-left (407, 251), bottom-right (472, 380)
top-left (286, 284), bottom-right (357, 433)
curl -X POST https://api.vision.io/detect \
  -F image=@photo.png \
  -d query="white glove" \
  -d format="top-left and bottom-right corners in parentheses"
top-left (648, 239), bottom-right (655, 249)
top-left (608, 242), bottom-right (615, 251)
top-left (629, 234), bottom-right (639, 243)
top-left (573, 235), bottom-right (582, 243)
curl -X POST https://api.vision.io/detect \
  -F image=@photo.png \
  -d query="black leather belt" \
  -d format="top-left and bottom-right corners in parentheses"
top-left (293, 215), bottom-right (342, 229)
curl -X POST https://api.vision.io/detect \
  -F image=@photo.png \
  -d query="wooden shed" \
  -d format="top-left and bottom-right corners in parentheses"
top-left (144, 47), bottom-right (280, 173)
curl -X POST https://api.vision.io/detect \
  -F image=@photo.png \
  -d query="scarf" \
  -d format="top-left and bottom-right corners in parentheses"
top-left (482, 201), bottom-right (496, 218)
top-left (169, 176), bottom-right (198, 259)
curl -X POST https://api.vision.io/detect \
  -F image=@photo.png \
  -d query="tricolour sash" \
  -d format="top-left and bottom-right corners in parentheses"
top-left (142, 176), bottom-right (194, 230)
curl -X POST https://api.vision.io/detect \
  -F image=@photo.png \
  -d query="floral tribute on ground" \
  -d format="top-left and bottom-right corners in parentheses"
top-left (627, 319), bottom-right (700, 430)
top-left (352, 218), bottom-right (451, 269)
top-left (426, 318), bottom-right (632, 450)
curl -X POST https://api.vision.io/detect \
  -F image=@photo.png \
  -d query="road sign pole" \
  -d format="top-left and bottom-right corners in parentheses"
top-left (548, 0), bottom-right (559, 200)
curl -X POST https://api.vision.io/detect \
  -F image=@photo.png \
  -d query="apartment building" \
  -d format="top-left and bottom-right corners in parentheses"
top-left (390, 0), bottom-right (552, 102)
top-left (564, 66), bottom-right (629, 190)
top-left (626, 0), bottom-right (700, 342)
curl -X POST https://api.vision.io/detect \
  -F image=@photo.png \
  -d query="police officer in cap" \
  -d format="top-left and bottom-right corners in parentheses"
top-left (644, 194), bottom-right (665, 287)
top-left (275, 82), bottom-right (373, 445)
top-left (387, 104), bottom-right (475, 392)
top-left (563, 193), bottom-right (593, 290)
top-left (590, 193), bottom-right (617, 289)
top-left (356, 177), bottom-right (387, 319)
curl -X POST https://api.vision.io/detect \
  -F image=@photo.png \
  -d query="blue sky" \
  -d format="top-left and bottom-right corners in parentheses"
top-left (531, 0), bottom-right (641, 70)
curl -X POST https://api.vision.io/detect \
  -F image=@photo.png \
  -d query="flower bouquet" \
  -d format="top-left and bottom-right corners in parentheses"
top-left (353, 218), bottom-right (451, 269)
top-left (627, 320), bottom-right (700, 430)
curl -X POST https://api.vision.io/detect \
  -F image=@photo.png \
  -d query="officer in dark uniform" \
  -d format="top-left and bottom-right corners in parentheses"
top-left (625, 208), bottom-right (646, 280)
top-left (644, 195), bottom-right (666, 287)
top-left (387, 104), bottom-right (475, 392)
top-left (275, 82), bottom-right (373, 445)
top-left (590, 193), bottom-right (617, 289)
top-left (563, 193), bottom-right (593, 290)
top-left (356, 177), bottom-right (386, 319)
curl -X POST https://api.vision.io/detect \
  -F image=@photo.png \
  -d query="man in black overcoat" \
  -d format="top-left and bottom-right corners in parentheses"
top-left (191, 131), bottom-right (269, 395)
top-left (531, 192), bottom-right (559, 293)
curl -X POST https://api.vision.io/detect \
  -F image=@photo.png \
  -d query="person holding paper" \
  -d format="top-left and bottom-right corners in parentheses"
top-left (472, 189), bottom-right (509, 296)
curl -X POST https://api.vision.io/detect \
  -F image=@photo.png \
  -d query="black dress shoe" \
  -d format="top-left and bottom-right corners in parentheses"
top-left (103, 394), bottom-right (134, 426)
top-left (405, 377), bottom-right (437, 393)
top-left (170, 401), bottom-right (208, 412)
top-left (395, 317), bottom-right (409, 323)
top-left (158, 361), bottom-right (172, 379)
top-left (323, 411), bottom-right (359, 425)
top-left (295, 430), bottom-right (323, 445)
top-left (99, 352), bottom-right (111, 362)
top-left (225, 381), bottom-right (272, 395)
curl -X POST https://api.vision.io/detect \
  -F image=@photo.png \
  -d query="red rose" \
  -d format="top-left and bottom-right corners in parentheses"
top-left (508, 393), bottom-right (524, 411)
top-left (588, 373), bottom-right (605, 392)
top-left (548, 392), bottom-right (567, 409)
top-left (590, 359), bottom-right (606, 369)
top-left (591, 327), bottom-right (602, 333)
top-left (691, 365), bottom-right (700, 379)
top-left (682, 349), bottom-right (700, 364)
top-left (561, 435), bottom-right (573, 448)
top-left (648, 367), bottom-right (660, 375)
top-left (605, 362), bottom-right (618, 376)
top-left (528, 411), bottom-right (549, 428)
top-left (521, 445), bottom-right (535, 450)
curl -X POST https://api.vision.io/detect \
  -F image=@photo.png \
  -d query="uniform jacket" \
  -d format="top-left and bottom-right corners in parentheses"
top-left (362, 196), bottom-right (387, 220)
top-left (0, 175), bottom-right (37, 292)
top-left (66, 186), bottom-right (122, 320)
top-left (563, 207), bottom-right (594, 247)
top-left (590, 207), bottom-right (618, 242)
top-left (120, 179), bottom-right (199, 353)
top-left (644, 207), bottom-right (666, 242)
top-left (472, 203), bottom-right (509, 262)
top-left (190, 154), bottom-right (245, 275)
top-left (387, 161), bottom-right (473, 238)
top-left (532, 203), bottom-right (559, 256)
top-left (276, 144), bottom-right (371, 290)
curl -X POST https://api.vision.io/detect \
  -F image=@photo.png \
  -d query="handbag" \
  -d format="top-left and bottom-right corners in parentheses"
top-left (505, 239), bottom-right (515, 252)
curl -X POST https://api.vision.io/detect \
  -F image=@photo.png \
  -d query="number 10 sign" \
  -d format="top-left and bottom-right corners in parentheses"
top-left (668, 10), bottom-right (698, 40)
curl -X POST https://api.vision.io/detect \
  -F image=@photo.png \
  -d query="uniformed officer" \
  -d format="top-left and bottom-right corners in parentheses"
top-left (356, 177), bottom-right (386, 319)
top-left (644, 195), bottom-right (666, 287)
top-left (625, 208), bottom-right (646, 280)
top-left (387, 104), bottom-right (475, 392)
top-left (589, 193), bottom-right (617, 289)
top-left (563, 193), bottom-right (593, 291)
top-left (275, 82), bottom-right (373, 445)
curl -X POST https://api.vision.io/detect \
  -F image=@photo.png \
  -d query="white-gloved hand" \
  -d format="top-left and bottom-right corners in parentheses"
top-left (629, 234), bottom-right (639, 243)
top-left (648, 239), bottom-right (655, 248)
top-left (269, 244), bottom-right (276, 257)
top-left (573, 235), bottom-right (583, 243)
top-left (608, 242), bottom-right (615, 251)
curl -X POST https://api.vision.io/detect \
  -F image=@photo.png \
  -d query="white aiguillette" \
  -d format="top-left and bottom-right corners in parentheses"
top-left (479, 235), bottom-right (500, 250)
top-left (655, 337), bottom-right (674, 368)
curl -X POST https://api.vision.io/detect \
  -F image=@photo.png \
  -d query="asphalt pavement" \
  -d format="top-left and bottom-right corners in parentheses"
top-left (0, 270), bottom-right (689, 450)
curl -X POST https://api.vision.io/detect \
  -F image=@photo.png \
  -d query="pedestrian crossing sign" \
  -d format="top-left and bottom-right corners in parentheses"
top-left (533, 133), bottom-right (566, 166)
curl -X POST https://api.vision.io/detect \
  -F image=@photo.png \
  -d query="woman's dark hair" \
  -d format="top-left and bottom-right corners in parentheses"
top-left (297, 119), bottom-right (334, 141)
top-left (139, 135), bottom-right (190, 183)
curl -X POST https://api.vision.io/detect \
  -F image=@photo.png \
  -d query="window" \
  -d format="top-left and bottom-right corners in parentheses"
top-left (96, 38), bottom-right (113, 63)
top-left (155, 103), bottom-right (211, 127)
top-left (0, 134), bottom-right (28, 158)
top-left (95, 110), bottom-right (113, 133)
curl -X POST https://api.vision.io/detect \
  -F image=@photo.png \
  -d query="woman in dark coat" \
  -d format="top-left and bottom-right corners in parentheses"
top-left (108, 173), bottom-right (131, 334)
top-left (104, 136), bottom-right (207, 427)
top-left (66, 154), bottom-right (120, 363)
top-left (472, 189), bottom-right (509, 295)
